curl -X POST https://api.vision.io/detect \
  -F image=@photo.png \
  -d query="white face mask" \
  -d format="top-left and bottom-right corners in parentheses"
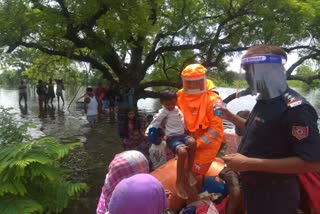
top-left (182, 76), bottom-right (206, 94)
top-left (241, 55), bottom-right (288, 100)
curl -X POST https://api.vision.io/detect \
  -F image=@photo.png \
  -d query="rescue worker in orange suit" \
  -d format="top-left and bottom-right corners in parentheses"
top-left (177, 64), bottom-right (242, 214)
top-left (177, 64), bottom-right (224, 175)
top-left (177, 64), bottom-right (223, 175)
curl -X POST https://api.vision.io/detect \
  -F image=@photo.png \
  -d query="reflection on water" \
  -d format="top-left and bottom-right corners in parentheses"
top-left (0, 86), bottom-right (319, 213)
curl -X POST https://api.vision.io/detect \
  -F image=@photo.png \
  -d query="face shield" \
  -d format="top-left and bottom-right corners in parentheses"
top-left (240, 55), bottom-right (288, 100)
top-left (182, 76), bottom-right (206, 94)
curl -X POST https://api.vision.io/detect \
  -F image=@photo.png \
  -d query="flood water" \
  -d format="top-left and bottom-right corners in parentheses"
top-left (0, 86), bottom-right (320, 213)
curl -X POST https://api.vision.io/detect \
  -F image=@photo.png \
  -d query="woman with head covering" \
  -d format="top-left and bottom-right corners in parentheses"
top-left (96, 150), bottom-right (150, 214)
top-left (108, 173), bottom-right (168, 214)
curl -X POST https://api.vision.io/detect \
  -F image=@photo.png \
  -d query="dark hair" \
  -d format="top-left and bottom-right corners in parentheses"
top-left (243, 45), bottom-right (287, 60)
top-left (86, 87), bottom-right (93, 92)
top-left (159, 90), bottom-right (177, 102)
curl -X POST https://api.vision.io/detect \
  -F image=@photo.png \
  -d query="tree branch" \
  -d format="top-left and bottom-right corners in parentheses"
top-left (20, 41), bottom-right (116, 82)
top-left (287, 74), bottom-right (320, 84)
top-left (286, 53), bottom-right (320, 77)
top-left (282, 45), bottom-right (317, 53)
top-left (137, 89), bottom-right (161, 99)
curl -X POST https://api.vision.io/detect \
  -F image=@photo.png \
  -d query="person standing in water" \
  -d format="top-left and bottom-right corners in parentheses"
top-left (84, 87), bottom-right (98, 128)
top-left (47, 78), bottom-right (55, 105)
top-left (55, 79), bottom-right (65, 105)
top-left (18, 80), bottom-right (28, 106)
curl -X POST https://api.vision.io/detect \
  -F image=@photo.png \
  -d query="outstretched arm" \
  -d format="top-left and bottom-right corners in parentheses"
top-left (219, 106), bottom-right (246, 132)
top-left (222, 153), bottom-right (320, 173)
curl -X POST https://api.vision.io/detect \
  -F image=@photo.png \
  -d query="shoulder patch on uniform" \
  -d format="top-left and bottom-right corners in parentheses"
top-left (292, 126), bottom-right (309, 141)
top-left (287, 99), bottom-right (303, 108)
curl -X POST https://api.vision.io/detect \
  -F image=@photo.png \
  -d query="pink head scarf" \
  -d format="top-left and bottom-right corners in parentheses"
top-left (108, 173), bottom-right (168, 214)
top-left (96, 150), bottom-right (149, 214)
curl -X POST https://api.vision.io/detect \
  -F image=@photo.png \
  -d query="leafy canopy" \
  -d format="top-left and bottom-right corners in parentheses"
top-left (0, 0), bottom-right (320, 99)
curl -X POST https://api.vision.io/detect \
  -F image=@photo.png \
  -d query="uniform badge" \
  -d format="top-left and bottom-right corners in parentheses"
top-left (254, 116), bottom-right (265, 123)
top-left (292, 126), bottom-right (309, 141)
top-left (288, 99), bottom-right (303, 108)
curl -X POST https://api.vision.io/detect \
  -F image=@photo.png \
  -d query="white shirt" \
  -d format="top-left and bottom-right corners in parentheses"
top-left (87, 96), bottom-right (98, 116)
top-left (149, 141), bottom-right (167, 170)
top-left (147, 106), bottom-right (185, 137)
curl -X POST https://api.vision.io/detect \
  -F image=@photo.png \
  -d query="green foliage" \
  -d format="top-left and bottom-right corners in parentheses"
top-left (0, 69), bottom-right (20, 87)
top-left (294, 63), bottom-right (320, 88)
top-left (0, 0), bottom-right (320, 102)
top-left (0, 107), bottom-right (32, 145)
top-left (0, 108), bottom-right (87, 214)
top-left (287, 80), bottom-right (307, 88)
top-left (0, 48), bottom-right (90, 86)
top-left (207, 71), bottom-right (236, 86)
top-left (296, 64), bottom-right (317, 77)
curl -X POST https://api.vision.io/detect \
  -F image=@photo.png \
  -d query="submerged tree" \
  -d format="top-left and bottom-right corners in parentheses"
top-left (0, 0), bottom-right (320, 105)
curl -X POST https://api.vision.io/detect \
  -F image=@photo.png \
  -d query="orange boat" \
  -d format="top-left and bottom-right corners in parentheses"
top-left (151, 158), bottom-right (315, 214)
top-left (151, 158), bottom-right (225, 213)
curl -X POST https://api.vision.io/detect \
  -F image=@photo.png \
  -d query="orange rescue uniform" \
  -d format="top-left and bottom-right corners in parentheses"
top-left (177, 64), bottom-right (224, 175)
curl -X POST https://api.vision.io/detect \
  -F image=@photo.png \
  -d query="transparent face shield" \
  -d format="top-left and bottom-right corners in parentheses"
top-left (182, 76), bottom-right (206, 94)
top-left (240, 55), bottom-right (288, 100)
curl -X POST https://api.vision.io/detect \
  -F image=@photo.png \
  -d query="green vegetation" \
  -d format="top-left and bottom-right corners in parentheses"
top-left (287, 80), bottom-right (307, 88)
top-left (0, 107), bottom-right (87, 214)
top-left (0, 0), bottom-right (320, 102)
top-left (0, 108), bottom-right (32, 145)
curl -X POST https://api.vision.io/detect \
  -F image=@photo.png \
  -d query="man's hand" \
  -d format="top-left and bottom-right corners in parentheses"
top-left (222, 153), bottom-right (252, 172)
top-left (217, 105), bottom-right (233, 121)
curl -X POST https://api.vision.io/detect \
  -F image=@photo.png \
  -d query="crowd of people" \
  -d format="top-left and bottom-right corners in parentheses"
top-left (17, 78), bottom-right (66, 116)
top-left (35, 78), bottom-right (65, 110)
top-left (94, 44), bottom-right (320, 214)
top-left (17, 44), bottom-right (320, 214)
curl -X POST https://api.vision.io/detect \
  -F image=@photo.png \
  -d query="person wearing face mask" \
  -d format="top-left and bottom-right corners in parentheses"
top-left (220, 45), bottom-right (320, 214)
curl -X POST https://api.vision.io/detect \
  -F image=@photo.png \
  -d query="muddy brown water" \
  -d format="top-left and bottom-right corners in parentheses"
top-left (0, 86), bottom-right (319, 213)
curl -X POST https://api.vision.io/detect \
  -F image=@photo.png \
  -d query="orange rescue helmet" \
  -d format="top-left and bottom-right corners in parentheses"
top-left (181, 64), bottom-right (214, 94)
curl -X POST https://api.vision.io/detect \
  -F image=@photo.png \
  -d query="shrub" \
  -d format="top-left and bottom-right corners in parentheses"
top-left (0, 107), bottom-right (87, 214)
top-left (0, 107), bottom-right (32, 145)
